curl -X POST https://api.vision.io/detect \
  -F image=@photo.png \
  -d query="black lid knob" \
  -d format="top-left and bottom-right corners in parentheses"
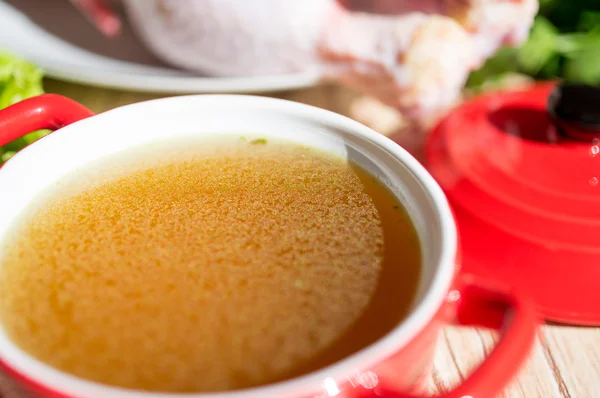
top-left (548, 82), bottom-right (600, 142)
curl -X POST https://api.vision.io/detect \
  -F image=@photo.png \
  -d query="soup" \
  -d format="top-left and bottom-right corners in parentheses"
top-left (0, 137), bottom-right (421, 393)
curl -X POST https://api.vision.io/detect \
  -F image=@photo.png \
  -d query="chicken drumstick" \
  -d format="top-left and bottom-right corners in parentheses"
top-left (71, 0), bottom-right (538, 118)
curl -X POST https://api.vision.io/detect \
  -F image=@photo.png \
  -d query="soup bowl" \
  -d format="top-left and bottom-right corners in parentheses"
top-left (0, 94), bottom-right (538, 398)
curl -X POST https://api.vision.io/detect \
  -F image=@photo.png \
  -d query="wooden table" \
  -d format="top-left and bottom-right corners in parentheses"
top-left (1, 79), bottom-right (596, 398)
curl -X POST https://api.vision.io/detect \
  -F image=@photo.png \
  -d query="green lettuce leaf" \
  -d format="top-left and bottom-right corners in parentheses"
top-left (0, 52), bottom-right (46, 162)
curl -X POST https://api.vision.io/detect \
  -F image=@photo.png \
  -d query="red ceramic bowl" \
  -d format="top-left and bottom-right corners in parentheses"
top-left (0, 94), bottom-right (539, 398)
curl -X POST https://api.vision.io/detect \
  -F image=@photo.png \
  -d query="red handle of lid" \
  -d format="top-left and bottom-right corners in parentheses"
top-left (548, 83), bottom-right (600, 142)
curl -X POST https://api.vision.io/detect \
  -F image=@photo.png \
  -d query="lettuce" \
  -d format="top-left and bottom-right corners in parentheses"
top-left (0, 52), bottom-right (46, 162)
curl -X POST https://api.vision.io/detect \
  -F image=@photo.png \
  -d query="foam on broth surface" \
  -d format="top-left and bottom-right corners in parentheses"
top-left (0, 137), bottom-right (421, 393)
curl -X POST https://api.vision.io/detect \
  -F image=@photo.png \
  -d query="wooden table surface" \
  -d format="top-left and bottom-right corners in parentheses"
top-left (0, 79), bottom-right (596, 398)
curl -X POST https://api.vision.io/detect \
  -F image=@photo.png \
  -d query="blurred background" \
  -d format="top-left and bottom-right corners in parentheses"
top-left (0, 0), bottom-right (598, 160)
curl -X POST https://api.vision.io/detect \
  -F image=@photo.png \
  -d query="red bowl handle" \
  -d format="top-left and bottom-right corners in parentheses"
top-left (0, 94), bottom-right (95, 147)
top-left (356, 275), bottom-right (539, 398)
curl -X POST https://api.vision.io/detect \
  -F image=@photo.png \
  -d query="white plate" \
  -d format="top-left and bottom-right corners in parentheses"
top-left (0, 0), bottom-right (322, 93)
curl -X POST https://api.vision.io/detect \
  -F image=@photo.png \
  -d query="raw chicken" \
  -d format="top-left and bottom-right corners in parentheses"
top-left (343, 0), bottom-right (539, 55)
top-left (72, 0), bottom-right (538, 118)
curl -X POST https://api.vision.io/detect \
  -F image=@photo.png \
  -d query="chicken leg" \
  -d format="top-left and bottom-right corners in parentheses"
top-left (71, 0), bottom-right (538, 118)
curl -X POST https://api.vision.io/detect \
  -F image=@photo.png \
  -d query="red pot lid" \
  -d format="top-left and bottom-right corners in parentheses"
top-left (425, 81), bottom-right (600, 325)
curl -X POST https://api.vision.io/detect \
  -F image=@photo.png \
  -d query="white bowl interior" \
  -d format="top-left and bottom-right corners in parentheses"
top-left (0, 95), bottom-right (456, 398)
